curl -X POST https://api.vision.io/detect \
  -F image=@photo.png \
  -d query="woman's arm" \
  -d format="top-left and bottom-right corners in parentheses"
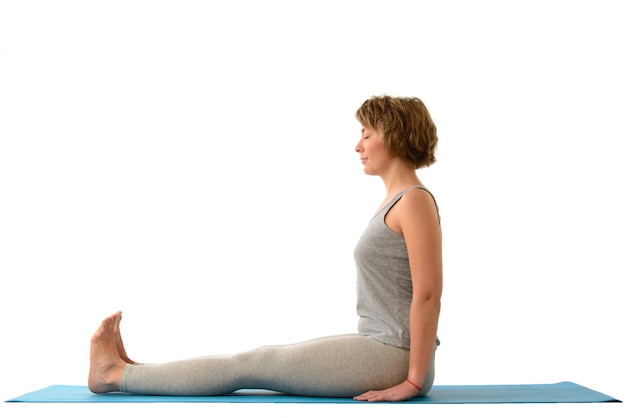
top-left (354, 188), bottom-right (442, 402)
top-left (404, 188), bottom-right (443, 388)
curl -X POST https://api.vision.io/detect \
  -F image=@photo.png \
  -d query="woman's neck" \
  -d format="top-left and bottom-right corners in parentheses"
top-left (380, 163), bottom-right (423, 198)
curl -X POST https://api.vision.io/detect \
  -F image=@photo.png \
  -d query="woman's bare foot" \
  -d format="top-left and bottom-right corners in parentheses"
top-left (114, 313), bottom-right (135, 364)
top-left (88, 311), bottom-right (127, 394)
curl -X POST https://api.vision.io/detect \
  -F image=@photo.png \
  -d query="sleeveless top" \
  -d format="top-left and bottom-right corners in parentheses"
top-left (354, 186), bottom-right (440, 349)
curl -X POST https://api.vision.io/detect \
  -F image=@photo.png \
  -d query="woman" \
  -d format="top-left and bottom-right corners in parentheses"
top-left (88, 95), bottom-right (442, 402)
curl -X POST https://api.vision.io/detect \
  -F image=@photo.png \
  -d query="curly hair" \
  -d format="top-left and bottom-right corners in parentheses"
top-left (355, 95), bottom-right (438, 169)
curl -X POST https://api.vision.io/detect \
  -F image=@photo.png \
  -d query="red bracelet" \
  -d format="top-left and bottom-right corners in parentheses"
top-left (406, 378), bottom-right (423, 391)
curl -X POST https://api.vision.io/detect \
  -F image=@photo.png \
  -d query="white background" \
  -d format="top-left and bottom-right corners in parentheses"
top-left (1, 1), bottom-right (624, 417)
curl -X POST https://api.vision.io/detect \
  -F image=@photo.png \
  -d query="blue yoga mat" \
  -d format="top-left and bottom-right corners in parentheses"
top-left (6, 381), bottom-right (620, 404)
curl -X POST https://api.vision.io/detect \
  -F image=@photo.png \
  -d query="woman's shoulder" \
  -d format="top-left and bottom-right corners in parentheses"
top-left (400, 186), bottom-right (437, 208)
top-left (386, 186), bottom-right (440, 234)
top-left (396, 187), bottom-right (440, 223)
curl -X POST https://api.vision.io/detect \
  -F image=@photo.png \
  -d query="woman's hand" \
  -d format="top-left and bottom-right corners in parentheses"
top-left (353, 380), bottom-right (420, 402)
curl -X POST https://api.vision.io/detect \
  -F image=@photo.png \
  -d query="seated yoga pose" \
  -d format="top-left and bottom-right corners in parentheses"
top-left (88, 94), bottom-right (443, 402)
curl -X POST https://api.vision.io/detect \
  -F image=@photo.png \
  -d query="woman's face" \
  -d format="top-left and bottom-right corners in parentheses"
top-left (355, 126), bottom-right (392, 176)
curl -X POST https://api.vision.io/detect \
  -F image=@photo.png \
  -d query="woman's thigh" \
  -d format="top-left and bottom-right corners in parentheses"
top-left (234, 334), bottom-right (411, 396)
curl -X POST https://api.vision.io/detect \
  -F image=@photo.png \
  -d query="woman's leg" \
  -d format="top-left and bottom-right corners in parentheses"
top-left (90, 312), bottom-right (436, 397)
top-left (120, 334), bottom-right (435, 397)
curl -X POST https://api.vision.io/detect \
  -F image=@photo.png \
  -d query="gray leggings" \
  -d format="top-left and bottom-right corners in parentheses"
top-left (120, 334), bottom-right (436, 397)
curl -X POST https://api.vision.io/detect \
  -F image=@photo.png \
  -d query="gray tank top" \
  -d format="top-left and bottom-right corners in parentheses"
top-left (354, 186), bottom-right (440, 349)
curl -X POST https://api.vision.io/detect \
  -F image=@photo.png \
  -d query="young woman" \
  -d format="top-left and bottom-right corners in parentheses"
top-left (88, 95), bottom-right (442, 402)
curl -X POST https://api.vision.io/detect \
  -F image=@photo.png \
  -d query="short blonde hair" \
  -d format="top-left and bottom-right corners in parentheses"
top-left (355, 95), bottom-right (438, 169)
